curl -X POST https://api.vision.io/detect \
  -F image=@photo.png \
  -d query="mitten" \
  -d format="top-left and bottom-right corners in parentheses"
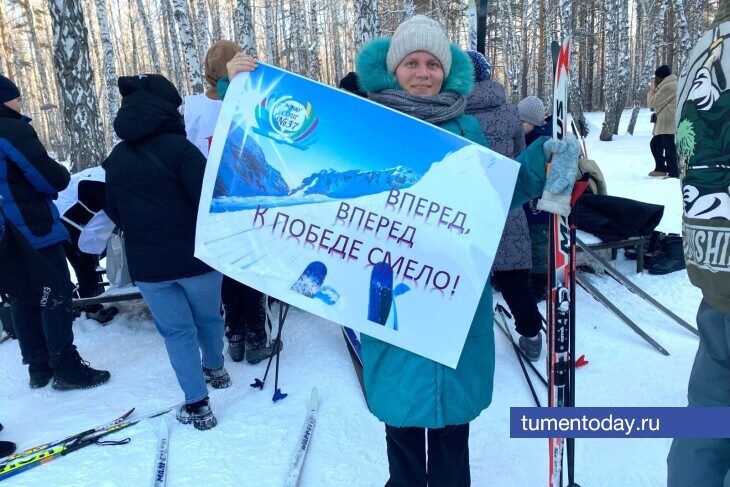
top-left (537, 135), bottom-right (580, 216)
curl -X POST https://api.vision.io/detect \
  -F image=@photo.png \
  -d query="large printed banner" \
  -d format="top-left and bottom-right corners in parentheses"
top-left (196, 63), bottom-right (519, 368)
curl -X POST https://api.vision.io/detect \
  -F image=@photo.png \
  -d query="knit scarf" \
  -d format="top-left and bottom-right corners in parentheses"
top-left (367, 89), bottom-right (466, 124)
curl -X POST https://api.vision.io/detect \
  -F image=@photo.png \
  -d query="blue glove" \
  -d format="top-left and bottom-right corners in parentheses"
top-left (537, 135), bottom-right (580, 216)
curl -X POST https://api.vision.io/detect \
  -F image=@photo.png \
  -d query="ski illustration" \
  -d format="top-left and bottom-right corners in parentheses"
top-left (367, 262), bottom-right (393, 327)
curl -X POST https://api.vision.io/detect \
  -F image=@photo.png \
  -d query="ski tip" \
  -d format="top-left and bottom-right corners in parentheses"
top-left (575, 354), bottom-right (589, 367)
top-left (309, 387), bottom-right (319, 410)
top-left (273, 388), bottom-right (288, 402)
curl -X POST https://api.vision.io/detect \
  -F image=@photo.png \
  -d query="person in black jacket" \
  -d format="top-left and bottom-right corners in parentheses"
top-left (0, 74), bottom-right (110, 390)
top-left (104, 74), bottom-right (228, 431)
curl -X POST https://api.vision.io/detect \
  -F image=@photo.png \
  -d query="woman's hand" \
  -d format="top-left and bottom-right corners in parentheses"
top-left (226, 53), bottom-right (258, 80)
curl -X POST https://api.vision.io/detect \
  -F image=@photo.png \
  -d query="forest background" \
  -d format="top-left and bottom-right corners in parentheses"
top-left (0, 0), bottom-right (720, 171)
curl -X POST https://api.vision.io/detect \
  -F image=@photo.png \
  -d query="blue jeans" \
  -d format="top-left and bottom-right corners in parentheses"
top-left (137, 271), bottom-right (225, 404)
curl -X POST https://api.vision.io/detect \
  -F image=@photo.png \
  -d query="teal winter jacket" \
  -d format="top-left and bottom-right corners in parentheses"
top-left (356, 38), bottom-right (548, 429)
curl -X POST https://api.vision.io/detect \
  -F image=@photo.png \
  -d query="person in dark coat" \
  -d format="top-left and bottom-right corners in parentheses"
top-left (0, 74), bottom-right (110, 391)
top-left (104, 74), bottom-right (228, 431)
top-left (465, 52), bottom-right (543, 360)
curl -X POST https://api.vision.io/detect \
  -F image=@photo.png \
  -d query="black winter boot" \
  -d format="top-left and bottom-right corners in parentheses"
top-left (52, 351), bottom-right (111, 391)
top-left (648, 236), bottom-right (686, 275)
top-left (29, 362), bottom-right (53, 389)
top-left (176, 397), bottom-right (217, 430)
top-left (0, 440), bottom-right (15, 458)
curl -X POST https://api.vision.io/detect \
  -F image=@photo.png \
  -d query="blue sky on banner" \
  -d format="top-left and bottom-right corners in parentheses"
top-left (211, 63), bottom-right (475, 210)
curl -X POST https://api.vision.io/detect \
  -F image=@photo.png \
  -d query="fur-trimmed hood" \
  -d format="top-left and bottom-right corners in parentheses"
top-left (356, 37), bottom-right (474, 96)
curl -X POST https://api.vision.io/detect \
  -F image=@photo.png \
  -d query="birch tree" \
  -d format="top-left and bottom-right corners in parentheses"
top-left (47, 0), bottom-right (105, 170)
top-left (171, 0), bottom-right (202, 93)
top-left (308, 0), bottom-right (321, 81)
top-left (195, 0), bottom-right (210, 61)
top-left (136, 0), bottom-right (161, 72)
top-left (162, 0), bottom-right (186, 90)
top-left (264, 0), bottom-right (277, 63)
top-left (405, 0), bottom-right (415, 19)
top-left (234, 0), bottom-right (256, 56)
top-left (599, 0), bottom-right (620, 141)
top-left (355, 0), bottom-right (380, 50)
top-left (93, 0), bottom-right (119, 142)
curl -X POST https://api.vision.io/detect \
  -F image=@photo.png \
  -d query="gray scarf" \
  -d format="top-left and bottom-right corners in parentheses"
top-left (368, 89), bottom-right (467, 124)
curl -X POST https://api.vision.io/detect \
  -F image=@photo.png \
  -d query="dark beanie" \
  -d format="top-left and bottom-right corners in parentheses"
top-left (655, 65), bottom-right (671, 79)
top-left (118, 74), bottom-right (182, 108)
top-left (0, 75), bottom-right (20, 104)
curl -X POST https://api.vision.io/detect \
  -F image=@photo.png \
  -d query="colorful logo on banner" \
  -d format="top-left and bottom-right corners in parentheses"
top-left (253, 95), bottom-right (319, 150)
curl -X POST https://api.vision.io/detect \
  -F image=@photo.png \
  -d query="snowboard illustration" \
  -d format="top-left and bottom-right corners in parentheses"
top-left (290, 261), bottom-right (327, 298)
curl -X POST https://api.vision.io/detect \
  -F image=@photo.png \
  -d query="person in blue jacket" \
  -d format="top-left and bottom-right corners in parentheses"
top-left (0, 75), bottom-right (110, 391)
top-left (356, 16), bottom-right (577, 486)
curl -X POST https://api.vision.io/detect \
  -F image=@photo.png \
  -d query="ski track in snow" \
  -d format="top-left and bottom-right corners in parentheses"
top-left (0, 108), bottom-right (700, 486)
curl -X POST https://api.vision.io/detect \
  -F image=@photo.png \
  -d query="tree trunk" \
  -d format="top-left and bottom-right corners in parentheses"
top-left (196, 0), bottom-right (210, 63)
top-left (354, 0), bottom-right (380, 50)
top-left (172, 0), bottom-right (202, 94)
top-left (136, 0), bottom-right (161, 72)
top-left (264, 0), bottom-right (277, 64)
top-left (234, 0), bottom-right (256, 57)
top-left (93, 0), bottom-right (119, 144)
top-left (48, 0), bottom-right (106, 170)
top-left (599, 0), bottom-right (619, 141)
top-left (308, 0), bottom-right (321, 81)
top-left (163, 0), bottom-right (186, 91)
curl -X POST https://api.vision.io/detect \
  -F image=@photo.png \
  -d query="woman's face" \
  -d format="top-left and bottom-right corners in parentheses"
top-left (395, 51), bottom-right (444, 97)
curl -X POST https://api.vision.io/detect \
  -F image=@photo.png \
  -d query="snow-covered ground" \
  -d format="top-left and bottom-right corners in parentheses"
top-left (0, 108), bottom-right (700, 486)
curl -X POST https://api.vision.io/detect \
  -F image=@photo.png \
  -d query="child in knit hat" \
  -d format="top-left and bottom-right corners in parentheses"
top-left (518, 95), bottom-right (546, 134)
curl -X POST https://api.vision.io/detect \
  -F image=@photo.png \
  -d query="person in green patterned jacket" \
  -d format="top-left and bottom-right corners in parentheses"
top-left (668, 2), bottom-right (730, 485)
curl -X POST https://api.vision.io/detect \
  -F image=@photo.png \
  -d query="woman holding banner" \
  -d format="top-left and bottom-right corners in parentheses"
top-left (356, 15), bottom-right (578, 485)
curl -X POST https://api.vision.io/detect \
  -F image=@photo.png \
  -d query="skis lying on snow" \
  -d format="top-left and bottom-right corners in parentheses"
top-left (0, 405), bottom-right (174, 481)
top-left (0, 408), bottom-right (135, 465)
top-left (152, 418), bottom-right (170, 487)
top-left (494, 304), bottom-right (545, 407)
top-left (575, 238), bottom-right (698, 337)
top-left (283, 387), bottom-right (319, 487)
top-left (576, 273), bottom-right (670, 356)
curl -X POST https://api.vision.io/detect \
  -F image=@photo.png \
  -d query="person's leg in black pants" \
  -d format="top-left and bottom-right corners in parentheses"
top-left (427, 423), bottom-right (471, 487)
top-left (649, 135), bottom-right (667, 173)
top-left (493, 269), bottom-right (542, 338)
top-left (661, 134), bottom-right (679, 178)
top-left (10, 244), bottom-right (76, 386)
top-left (384, 425), bottom-right (427, 487)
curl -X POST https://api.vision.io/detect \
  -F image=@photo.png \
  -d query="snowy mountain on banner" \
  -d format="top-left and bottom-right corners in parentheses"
top-left (214, 131), bottom-right (290, 198)
top-left (288, 166), bottom-right (421, 198)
